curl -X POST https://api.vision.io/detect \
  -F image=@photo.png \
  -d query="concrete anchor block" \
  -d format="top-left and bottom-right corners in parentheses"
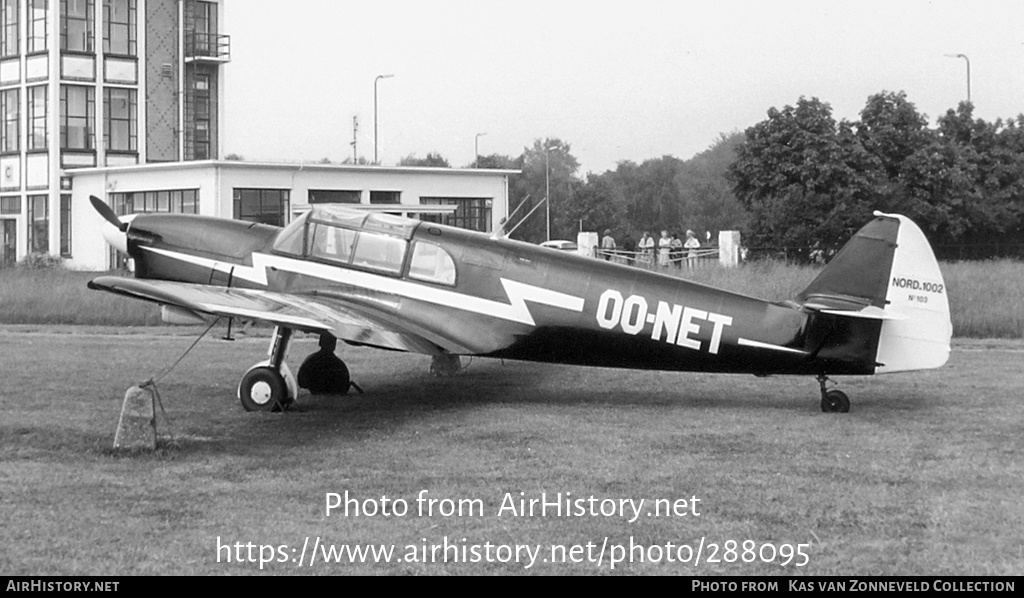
top-left (113, 385), bottom-right (157, 450)
top-left (429, 354), bottom-right (463, 377)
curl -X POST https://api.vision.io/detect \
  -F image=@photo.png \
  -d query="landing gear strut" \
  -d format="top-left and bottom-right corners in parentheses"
top-left (817, 374), bottom-right (850, 413)
top-left (238, 327), bottom-right (298, 412)
top-left (297, 334), bottom-right (352, 395)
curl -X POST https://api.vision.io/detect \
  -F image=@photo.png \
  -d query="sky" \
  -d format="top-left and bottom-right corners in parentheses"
top-left (223, 0), bottom-right (1024, 175)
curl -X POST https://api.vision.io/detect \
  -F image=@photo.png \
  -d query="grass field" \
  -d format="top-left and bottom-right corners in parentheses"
top-left (1, 259), bottom-right (1021, 337)
top-left (0, 329), bottom-right (1021, 575)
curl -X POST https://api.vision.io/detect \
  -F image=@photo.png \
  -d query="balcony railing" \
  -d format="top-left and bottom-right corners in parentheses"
top-left (185, 32), bottom-right (231, 62)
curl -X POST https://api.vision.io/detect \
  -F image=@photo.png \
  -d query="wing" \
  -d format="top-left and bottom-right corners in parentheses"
top-left (88, 276), bottom-right (461, 355)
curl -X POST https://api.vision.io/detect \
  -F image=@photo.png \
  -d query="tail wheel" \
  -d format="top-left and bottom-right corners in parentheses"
top-left (239, 367), bottom-right (289, 412)
top-left (821, 390), bottom-right (851, 413)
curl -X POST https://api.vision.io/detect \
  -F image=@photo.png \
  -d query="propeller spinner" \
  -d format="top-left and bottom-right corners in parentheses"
top-left (90, 195), bottom-right (131, 253)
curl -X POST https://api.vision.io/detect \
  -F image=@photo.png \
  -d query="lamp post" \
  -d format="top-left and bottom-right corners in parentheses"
top-left (475, 133), bottom-right (487, 167)
top-left (545, 145), bottom-right (553, 242)
top-left (374, 74), bottom-right (394, 163)
top-left (945, 53), bottom-right (971, 104)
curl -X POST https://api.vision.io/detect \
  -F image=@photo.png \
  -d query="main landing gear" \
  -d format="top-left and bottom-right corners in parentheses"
top-left (238, 327), bottom-right (298, 412)
top-left (817, 374), bottom-right (850, 413)
top-left (237, 329), bottom-right (354, 412)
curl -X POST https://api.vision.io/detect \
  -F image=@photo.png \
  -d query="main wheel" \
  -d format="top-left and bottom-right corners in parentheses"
top-left (297, 351), bottom-right (351, 395)
top-left (820, 390), bottom-right (851, 413)
top-left (239, 367), bottom-right (289, 412)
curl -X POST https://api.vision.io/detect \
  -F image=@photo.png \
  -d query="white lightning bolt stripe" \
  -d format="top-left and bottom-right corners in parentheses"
top-left (737, 338), bottom-right (808, 354)
top-left (141, 247), bottom-right (585, 326)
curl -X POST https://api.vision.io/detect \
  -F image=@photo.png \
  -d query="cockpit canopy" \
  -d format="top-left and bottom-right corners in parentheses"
top-left (272, 205), bottom-right (456, 285)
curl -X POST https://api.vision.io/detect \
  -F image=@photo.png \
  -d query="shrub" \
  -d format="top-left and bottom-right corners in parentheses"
top-left (17, 253), bottom-right (65, 270)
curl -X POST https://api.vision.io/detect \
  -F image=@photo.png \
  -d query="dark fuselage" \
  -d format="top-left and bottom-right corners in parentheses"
top-left (122, 212), bottom-right (879, 377)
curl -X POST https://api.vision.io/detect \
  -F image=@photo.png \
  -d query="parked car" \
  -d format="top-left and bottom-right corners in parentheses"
top-left (539, 240), bottom-right (578, 252)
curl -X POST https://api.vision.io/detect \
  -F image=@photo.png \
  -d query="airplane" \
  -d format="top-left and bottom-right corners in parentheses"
top-left (87, 195), bottom-right (951, 414)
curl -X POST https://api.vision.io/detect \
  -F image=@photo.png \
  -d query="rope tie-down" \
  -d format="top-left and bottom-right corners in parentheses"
top-left (113, 319), bottom-right (220, 451)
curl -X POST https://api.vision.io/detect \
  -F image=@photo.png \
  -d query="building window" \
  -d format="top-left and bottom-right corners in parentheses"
top-left (61, 0), bottom-right (94, 53)
top-left (28, 0), bottom-right (46, 53)
top-left (60, 194), bottom-right (71, 257)
top-left (370, 190), bottom-right (401, 205)
top-left (233, 188), bottom-right (289, 226)
top-left (1, 0), bottom-right (18, 58)
top-left (110, 189), bottom-right (198, 215)
top-left (104, 88), bottom-right (136, 152)
top-left (309, 189), bottom-right (361, 204)
top-left (0, 194), bottom-right (20, 214)
top-left (420, 197), bottom-right (492, 233)
top-left (27, 194), bottom-right (47, 253)
top-left (103, 0), bottom-right (135, 56)
top-left (28, 85), bottom-right (46, 151)
top-left (61, 85), bottom-right (95, 150)
top-left (191, 72), bottom-right (211, 160)
top-left (1, 88), bottom-right (18, 154)
top-left (190, 0), bottom-right (216, 54)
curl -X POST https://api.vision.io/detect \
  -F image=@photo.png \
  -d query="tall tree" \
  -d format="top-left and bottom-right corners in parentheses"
top-left (674, 132), bottom-right (750, 238)
top-left (729, 97), bottom-right (878, 255)
top-left (505, 138), bottom-right (580, 243)
top-left (397, 152), bottom-right (451, 167)
top-left (602, 157), bottom-right (685, 236)
top-left (553, 174), bottom-right (624, 240)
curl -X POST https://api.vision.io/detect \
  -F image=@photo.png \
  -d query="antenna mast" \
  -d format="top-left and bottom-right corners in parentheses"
top-left (351, 116), bottom-right (359, 163)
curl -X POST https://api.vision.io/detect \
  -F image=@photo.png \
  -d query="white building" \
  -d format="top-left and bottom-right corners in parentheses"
top-left (0, 0), bottom-right (516, 269)
top-left (67, 160), bottom-right (516, 270)
top-left (0, 0), bottom-right (233, 266)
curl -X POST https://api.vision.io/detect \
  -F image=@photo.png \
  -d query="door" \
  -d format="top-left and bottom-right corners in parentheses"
top-left (1, 219), bottom-right (15, 266)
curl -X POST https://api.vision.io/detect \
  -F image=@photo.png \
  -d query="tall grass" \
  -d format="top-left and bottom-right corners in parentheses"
top-left (0, 268), bottom-right (161, 326)
top-left (1, 260), bottom-right (1021, 337)
top-left (940, 260), bottom-right (1024, 339)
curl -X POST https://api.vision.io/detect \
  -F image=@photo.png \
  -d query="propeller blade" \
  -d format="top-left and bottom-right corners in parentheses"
top-left (90, 195), bottom-right (128, 232)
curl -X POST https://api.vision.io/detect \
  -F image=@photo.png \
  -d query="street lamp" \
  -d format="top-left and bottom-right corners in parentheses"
top-left (374, 74), bottom-right (394, 164)
top-left (945, 53), bottom-right (971, 104)
top-left (545, 144), bottom-right (554, 242)
top-left (475, 133), bottom-right (487, 167)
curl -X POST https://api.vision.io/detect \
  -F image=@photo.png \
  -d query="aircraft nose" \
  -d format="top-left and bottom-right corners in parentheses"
top-left (100, 215), bottom-right (136, 254)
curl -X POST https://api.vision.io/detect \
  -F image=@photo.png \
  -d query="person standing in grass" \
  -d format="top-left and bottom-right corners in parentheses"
top-left (621, 232), bottom-right (636, 265)
top-left (684, 229), bottom-right (701, 269)
top-left (670, 232), bottom-right (684, 269)
top-left (601, 229), bottom-right (617, 261)
top-left (638, 232), bottom-right (655, 266)
top-left (658, 230), bottom-right (672, 267)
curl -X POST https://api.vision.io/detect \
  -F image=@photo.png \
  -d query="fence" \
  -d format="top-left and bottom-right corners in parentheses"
top-left (595, 247), bottom-right (721, 270)
top-left (932, 244), bottom-right (1024, 261)
top-left (740, 244), bottom-right (1024, 264)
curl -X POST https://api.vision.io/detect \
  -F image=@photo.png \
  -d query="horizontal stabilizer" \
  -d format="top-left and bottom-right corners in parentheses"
top-left (818, 306), bottom-right (904, 321)
top-left (801, 295), bottom-right (905, 321)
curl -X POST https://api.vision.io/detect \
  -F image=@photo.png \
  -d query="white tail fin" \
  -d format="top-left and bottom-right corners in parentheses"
top-left (873, 212), bottom-right (952, 373)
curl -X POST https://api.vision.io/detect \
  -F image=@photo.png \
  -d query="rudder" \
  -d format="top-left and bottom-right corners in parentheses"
top-left (872, 212), bottom-right (951, 373)
top-left (795, 212), bottom-right (951, 374)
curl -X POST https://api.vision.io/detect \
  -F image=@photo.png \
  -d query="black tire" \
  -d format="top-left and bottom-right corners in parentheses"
top-left (239, 367), bottom-right (288, 412)
top-left (297, 351), bottom-right (351, 395)
top-left (821, 390), bottom-right (851, 413)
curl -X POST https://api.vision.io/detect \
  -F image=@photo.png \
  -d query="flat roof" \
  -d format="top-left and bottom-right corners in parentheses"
top-left (65, 159), bottom-right (520, 177)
